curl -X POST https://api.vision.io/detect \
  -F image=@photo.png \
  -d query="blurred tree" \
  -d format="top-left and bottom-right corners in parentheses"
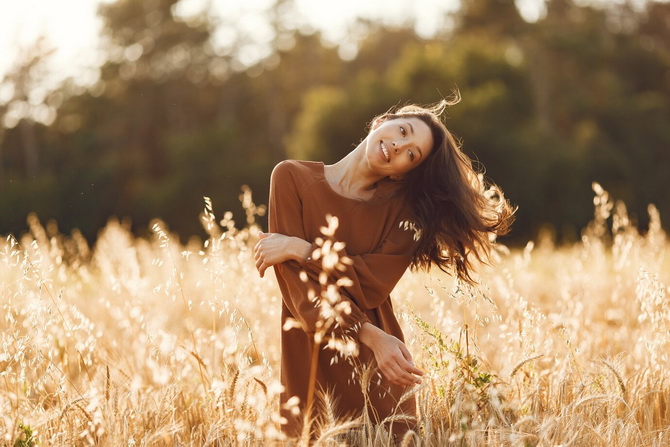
top-left (606, 1), bottom-right (670, 226)
top-left (346, 25), bottom-right (425, 77)
top-left (639, 1), bottom-right (670, 53)
top-left (46, 0), bottom-right (224, 237)
top-left (96, 0), bottom-right (213, 175)
top-left (0, 38), bottom-right (56, 178)
top-left (48, 0), bottom-right (348, 238)
top-left (218, 32), bottom-right (345, 166)
top-left (1, 0), bottom-right (669, 243)
top-left (0, 39), bottom-right (64, 235)
top-left (526, 0), bottom-right (670, 231)
top-left (458, 0), bottom-right (527, 36)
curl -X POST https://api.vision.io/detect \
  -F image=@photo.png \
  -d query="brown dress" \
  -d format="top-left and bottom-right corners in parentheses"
top-left (269, 160), bottom-right (418, 438)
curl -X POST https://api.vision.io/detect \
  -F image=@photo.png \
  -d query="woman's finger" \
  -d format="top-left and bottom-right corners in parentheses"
top-left (406, 365), bottom-right (425, 379)
top-left (381, 355), bottom-right (419, 386)
top-left (398, 342), bottom-right (425, 378)
top-left (396, 360), bottom-right (423, 383)
top-left (398, 357), bottom-right (425, 379)
top-left (381, 364), bottom-right (406, 386)
top-left (393, 364), bottom-right (420, 386)
top-left (257, 258), bottom-right (267, 277)
top-left (390, 371), bottom-right (416, 387)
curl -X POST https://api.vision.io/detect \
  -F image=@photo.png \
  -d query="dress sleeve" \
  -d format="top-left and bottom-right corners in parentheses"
top-left (269, 161), bottom-right (370, 337)
top-left (302, 213), bottom-right (417, 311)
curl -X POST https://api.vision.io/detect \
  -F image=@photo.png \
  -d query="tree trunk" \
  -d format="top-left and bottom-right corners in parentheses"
top-left (0, 133), bottom-right (4, 182)
top-left (20, 119), bottom-right (39, 178)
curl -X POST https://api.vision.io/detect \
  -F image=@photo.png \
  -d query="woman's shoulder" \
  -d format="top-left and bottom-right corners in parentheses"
top-left (272, 159), bottom-right (324, 183)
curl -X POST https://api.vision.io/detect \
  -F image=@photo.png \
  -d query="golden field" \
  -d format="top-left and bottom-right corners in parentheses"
top-left (1, 185), bottom-right (669, 446)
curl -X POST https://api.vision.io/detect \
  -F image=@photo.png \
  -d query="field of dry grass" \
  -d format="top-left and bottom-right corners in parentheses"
top-left (1, 185), bottom-right (669, 446)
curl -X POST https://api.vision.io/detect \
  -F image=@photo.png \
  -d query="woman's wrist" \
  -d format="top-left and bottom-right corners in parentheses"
top-left (359, 322), bottom-right (384, 348)
top-left (288, 236), bottom-right (313, 263)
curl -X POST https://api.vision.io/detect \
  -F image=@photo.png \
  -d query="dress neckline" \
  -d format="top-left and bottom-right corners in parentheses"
top-left (317, 162), bottom-right (397, 204)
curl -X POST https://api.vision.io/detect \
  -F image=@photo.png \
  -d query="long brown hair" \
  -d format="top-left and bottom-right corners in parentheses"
top-left (373, 96), bottom-right (516, 284)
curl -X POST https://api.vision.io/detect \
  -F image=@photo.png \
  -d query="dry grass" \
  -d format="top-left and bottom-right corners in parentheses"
top-left (1, 185), bottom-right (669, 446)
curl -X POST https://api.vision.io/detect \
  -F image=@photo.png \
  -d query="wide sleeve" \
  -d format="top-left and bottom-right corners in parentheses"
top-left (269, 161), bottom-right (370, 336)
top-left (301, 213), bottom-right (417, 311)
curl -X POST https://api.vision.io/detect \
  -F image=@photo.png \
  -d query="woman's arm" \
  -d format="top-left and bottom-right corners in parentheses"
top-left (301, 224), bottom-right (416, 310)
top-left (254, 232), bottom-right (311, 278)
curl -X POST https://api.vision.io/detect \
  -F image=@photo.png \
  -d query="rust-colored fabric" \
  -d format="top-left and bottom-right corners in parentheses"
top-left (268, 160), bottom-right (418, 438)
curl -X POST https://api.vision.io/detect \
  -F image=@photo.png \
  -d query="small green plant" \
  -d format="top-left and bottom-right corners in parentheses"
top-left (414, 314), bottom-right (494, 395)
top-left (14, 424), bottom-right (37, 447)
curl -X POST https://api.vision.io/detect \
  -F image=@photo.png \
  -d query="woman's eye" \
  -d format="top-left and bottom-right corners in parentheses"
top-left (409, 150), bottom-right (415, 161)
top-left (399, 126), bottom-right (406, 136)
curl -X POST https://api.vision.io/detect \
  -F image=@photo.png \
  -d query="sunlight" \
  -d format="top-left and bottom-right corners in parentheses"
top-left (0, 0), bottom-right (105, 85)
top-left (0, 0), bottom-right (460, 81)
top-left (294, 0), bottom-right (458, 40)
top-left (0, 0), bottom-right (656, 84)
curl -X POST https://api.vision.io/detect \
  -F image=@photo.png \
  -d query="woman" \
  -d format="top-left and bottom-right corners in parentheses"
top-left (254, 99), bottom-right (515, 439)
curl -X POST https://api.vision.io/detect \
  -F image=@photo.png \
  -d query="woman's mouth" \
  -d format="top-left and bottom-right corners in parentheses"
top-left (380, 141), bottom-right (390, 162)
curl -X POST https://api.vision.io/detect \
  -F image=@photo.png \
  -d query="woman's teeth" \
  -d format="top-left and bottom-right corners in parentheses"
top-left (381, 142), bottom-right (390, 162)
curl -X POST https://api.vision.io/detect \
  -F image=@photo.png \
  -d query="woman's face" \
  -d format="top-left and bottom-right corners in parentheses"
top-left (365, 116), bottom-right (434, 178)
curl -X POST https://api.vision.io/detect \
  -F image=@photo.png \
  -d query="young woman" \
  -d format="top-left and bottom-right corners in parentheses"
top-left (254, 99), bottom-right (515, 439)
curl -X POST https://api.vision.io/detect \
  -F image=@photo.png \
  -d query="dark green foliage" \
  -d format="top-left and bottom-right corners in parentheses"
top-left (0, 0), bottom-right (668, 243)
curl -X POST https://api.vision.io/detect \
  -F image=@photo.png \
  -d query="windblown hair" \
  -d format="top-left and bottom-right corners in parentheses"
top-left (373, 95), bottom-right (516, 284)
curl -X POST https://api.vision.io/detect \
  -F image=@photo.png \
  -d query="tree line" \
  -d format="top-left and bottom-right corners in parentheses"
top-left (1, 0), bottom-right (668, 244)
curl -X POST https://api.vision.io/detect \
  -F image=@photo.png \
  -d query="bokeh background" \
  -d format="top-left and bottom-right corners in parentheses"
top-left (1, 0), bottom-right (668, 245)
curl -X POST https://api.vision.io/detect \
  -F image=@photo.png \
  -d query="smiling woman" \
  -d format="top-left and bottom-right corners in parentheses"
top-left (253, 98), bottom-right (515, 440)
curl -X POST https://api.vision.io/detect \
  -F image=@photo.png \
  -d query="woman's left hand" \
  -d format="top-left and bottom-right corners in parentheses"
top-left (359, 322), bottom-right (424, 387)
top-left (253, 232), bottom-right (312, 278)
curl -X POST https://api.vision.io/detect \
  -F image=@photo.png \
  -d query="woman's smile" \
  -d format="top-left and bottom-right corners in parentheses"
top-left (380, 141), bottom-right (390, 162)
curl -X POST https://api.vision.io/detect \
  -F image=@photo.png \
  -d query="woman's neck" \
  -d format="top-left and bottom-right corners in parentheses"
top-left (324, 141), bottom-right (383, 200)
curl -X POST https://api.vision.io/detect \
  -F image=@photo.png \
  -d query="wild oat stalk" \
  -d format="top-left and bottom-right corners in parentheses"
top-left (152, 220), bottom-right (209, 391)
top-left (294, 214), bottom-right (361, 444)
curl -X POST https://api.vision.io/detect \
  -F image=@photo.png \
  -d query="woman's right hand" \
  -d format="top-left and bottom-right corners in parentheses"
top-left (254, 232), bottom-right (312, 278)
top-left (359, 322), bottom-right (424, 387)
